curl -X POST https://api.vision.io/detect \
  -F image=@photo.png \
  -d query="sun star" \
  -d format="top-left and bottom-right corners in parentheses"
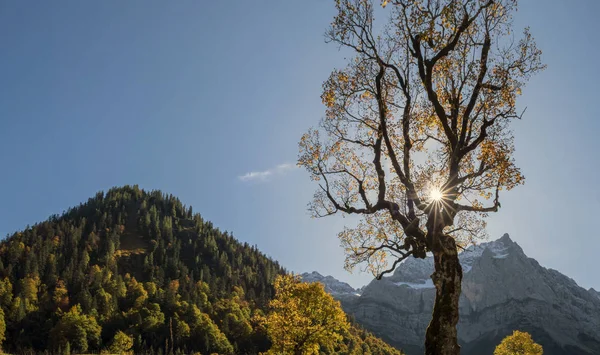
top-left (430, 188), bottom-right (444, 202)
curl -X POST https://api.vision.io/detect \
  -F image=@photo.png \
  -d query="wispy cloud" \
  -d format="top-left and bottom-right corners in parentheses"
top-left (238, 163), bottom-right (297, 182)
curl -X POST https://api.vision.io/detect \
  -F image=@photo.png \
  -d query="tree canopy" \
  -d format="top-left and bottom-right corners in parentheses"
top-left (0, 185), bottom-right (402, 354)
top-left (299, 0), bottom-right (544, 353)
top-left (106, 330), bottom-right (134, 354)
top-left (300, 0), bottom-right (544, 278)
top-left (494, 330), bottom-right (543, 355)
top-left (0, 186), bottom-right (285, 354)
top-left (263, 275), bottom-right (349, 355)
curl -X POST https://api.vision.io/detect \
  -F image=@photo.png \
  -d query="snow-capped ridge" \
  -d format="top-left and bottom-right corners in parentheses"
top-left (394, 279), bottom-right (435, 289)
top-left (318, 233), bottom-right (600, 355)
top-left (390, 233), bottom-right (519, 279)
top-left (300, 271), bottom-right (360, 296)
top-left (460, 233), bottom-right (515, 272)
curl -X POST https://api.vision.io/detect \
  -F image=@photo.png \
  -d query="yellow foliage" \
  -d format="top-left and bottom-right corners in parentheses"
top-left (494, 330), bottom-right (543, 355)
top-left (298, 0), bottom-right (545, 279)
top-left (263, 275), bottom-right (349, 355)
top-left (106, 330), bottom-right (134, 354)
top-left (53, 279), bottom-right (70, 311)
top-left (0, 307), bottom-right (5, 349)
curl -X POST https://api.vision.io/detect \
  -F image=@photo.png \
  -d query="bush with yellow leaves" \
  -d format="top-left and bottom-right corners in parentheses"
top-left (494, 330), bottom-right (543, 355)
top-left (262, 275), bottom-right (349, 355)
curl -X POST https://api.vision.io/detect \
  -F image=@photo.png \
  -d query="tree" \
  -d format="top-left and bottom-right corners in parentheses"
top-left (0, 308), bottom-right (6, 352)
top-left (127, 302), bottom-right (165, 334)
top-left (0, 185), bottom-right (401, 354)
top-left (213, 286), bottom-right (253, 352)
top-left (62, 341), bottom-right (71, 355)
top-left (107, 330), bottom-right (134, 354)
top-left (19, 275), bottom-right (40, 313)
top-left (298, 0), bottom-right (544, 354)
top-left (53, 279), bottom-right (70, 311)
top-left (0, 278), bottom-right (13, 309)
top-left (173, 316), bottom-right (191, 348)
top-left (494, 330), bottom-right (543, 355)
top-left (50, 304), bottom-right (102, 353)
top-left (263, 275), bottom-right (349, 355)
top-left (185, 304), bottom-right (234, 355)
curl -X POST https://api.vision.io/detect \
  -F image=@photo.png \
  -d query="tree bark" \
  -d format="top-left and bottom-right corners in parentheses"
top-left (424, 233), bottom-right (462, 355)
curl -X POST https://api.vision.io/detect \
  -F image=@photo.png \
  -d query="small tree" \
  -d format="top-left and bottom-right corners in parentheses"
top-left (50, 304), bottom-right (102, 353)
top-left (494, 330), bottom-right (543, 355)
top-left (63, 341), bottom-right (71, 355)
top-left (107, 330), bottom-right (134, 354)
top-left (298, 0), bottom-right (544, 354)
top-left (0, 308), bottom-right (6, 353)
top-left (263, 275), bottom-right (349, 355)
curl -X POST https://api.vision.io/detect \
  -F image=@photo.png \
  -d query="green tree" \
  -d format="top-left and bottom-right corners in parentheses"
top-left (494, 330), bottom-right (543, 355)
top-left (107, 330), bottom-right (134, 354)
top-left (213, 286), bottom-right (253, 352)
top-left (0, 278), bottom-right (13, 309)
top-left (50, 304), bottom-right (102, 353)
top-left (0, 307), bottom-right (6, 352)
top-left (174, 316), bottom-right (191, 348)
top-left (127, 302), bottom-right (165, 334)
top-left (19, 275), bottom-right (40, 313)
top-left (62, 341), bottom-right (71, 355)
top-left (0, 185), bottom-right (399, 354)
top-left (10, 296), bottom-right (26, 323)
top-left (125, 276), bottom-right (148, 308)
top-left (264, 275), bottom-right (349, 355)
top-left (81, 249), bottom-right (90, 270)
top-left (298, 1), bottom-right (544, 353)
top-left (95, 287), bottom-right (115, 319)
top-left (185, 303), bottom-right (234, 355)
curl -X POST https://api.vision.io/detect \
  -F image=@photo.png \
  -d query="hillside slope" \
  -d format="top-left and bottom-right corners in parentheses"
top-left (0, 185), bottom-right (402, 354)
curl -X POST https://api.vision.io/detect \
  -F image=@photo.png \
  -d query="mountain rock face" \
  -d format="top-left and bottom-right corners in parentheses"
top-left (301, 271), bottom-right (359, 296)
top-left (304, 234), bottom-right (600, 355)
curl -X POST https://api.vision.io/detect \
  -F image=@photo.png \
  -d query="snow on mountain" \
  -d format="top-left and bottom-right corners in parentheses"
top-left (301, 271), bottom-right (360, 297)
top-left (459, 233), bottom-right (513, 272)
top-left (385, 233), bottom-right (517, 288)
top-left (394, 279), bottom-right (435, 289)
top-left (315, 234), bottom-right (600, 355)
top-left (302, 234), bottom-right (520, 294)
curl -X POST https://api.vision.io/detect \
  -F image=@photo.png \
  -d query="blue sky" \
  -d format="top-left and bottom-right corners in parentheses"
top-left (1, 1), bottom-right (599, 290)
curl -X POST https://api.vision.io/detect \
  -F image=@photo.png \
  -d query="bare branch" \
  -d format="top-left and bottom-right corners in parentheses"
top-left (455, 182), bottom-right (501, 212)
top-left (376, 251), bottom-right (413, 280)
top-left (459, 34), bottom-right (491, 149)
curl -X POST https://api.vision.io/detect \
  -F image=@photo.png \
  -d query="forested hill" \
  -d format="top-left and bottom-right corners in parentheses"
top-left (0, 185), bottom-right (402, 354)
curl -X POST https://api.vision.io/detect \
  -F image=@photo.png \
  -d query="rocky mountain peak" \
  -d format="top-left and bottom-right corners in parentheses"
top-left (386, 234), bottom-right (523, 287)
top-left (314, 234), bottom-right (600, 355)
top-left (300, 271), bottom-right (359, 296)
top-left (498, 232), bottom-right (512, 243)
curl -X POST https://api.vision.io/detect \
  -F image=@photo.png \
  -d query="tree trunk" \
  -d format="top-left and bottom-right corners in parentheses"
top-left (424, 233), bottom-right (462, 355)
